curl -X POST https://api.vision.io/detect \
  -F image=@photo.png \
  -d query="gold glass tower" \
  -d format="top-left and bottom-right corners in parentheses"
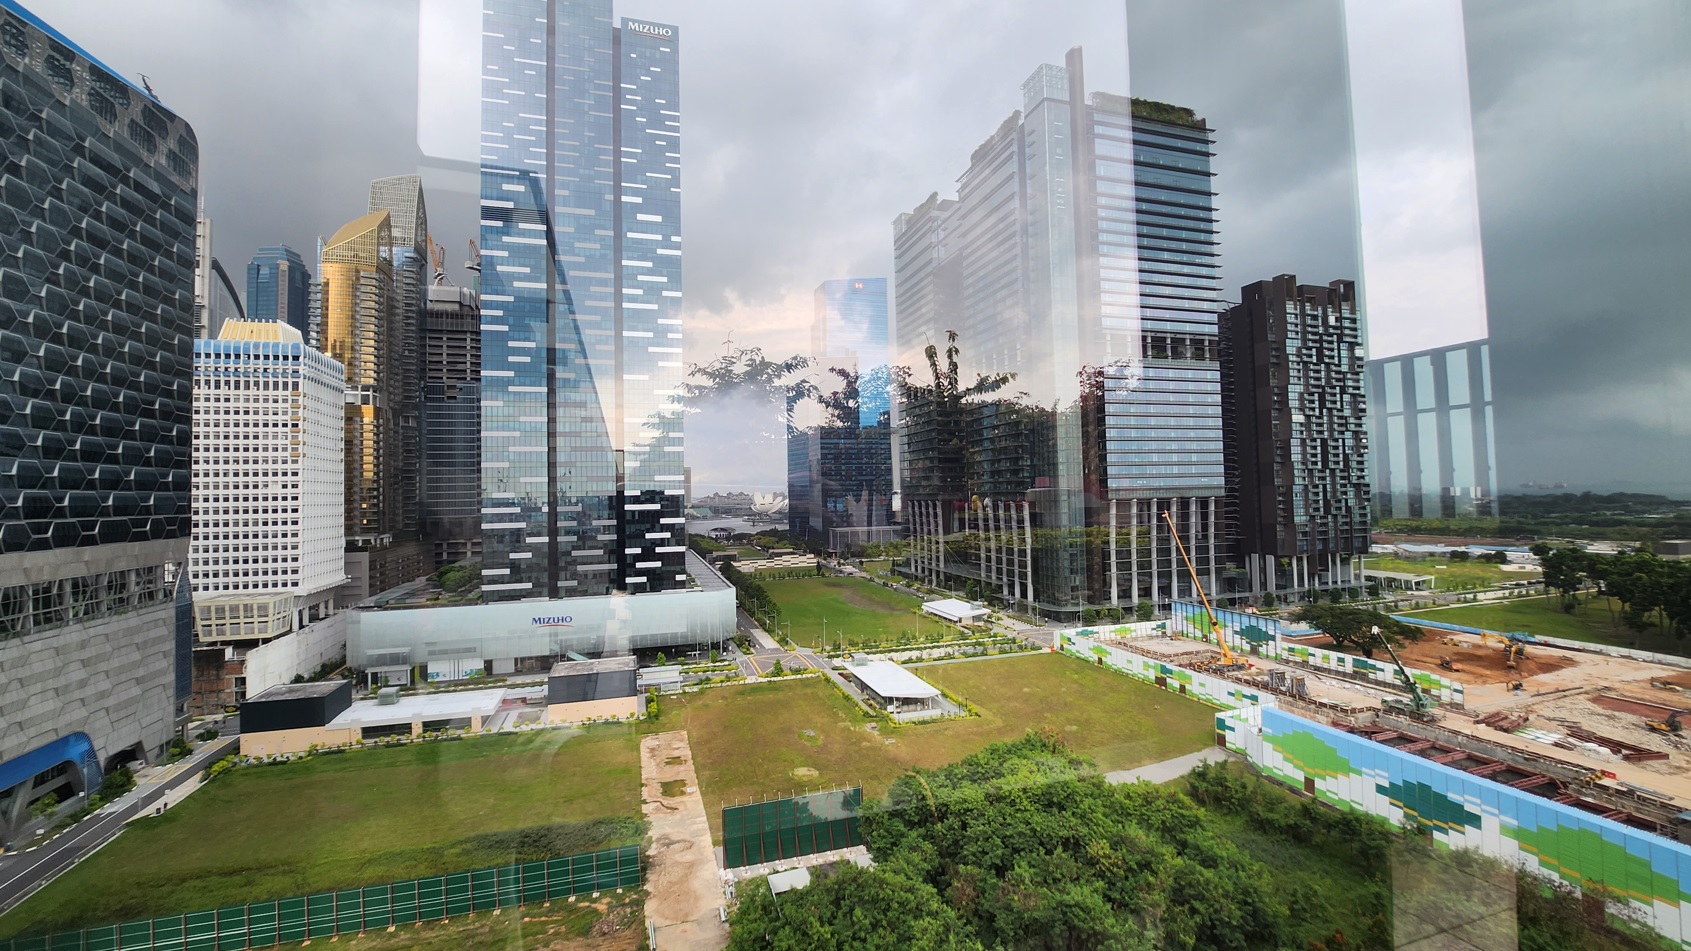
top-left (319, 210), bottom-right (395, 544)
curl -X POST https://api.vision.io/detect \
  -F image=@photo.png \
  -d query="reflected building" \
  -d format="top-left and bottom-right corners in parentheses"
top-left (245, 245), bottom-right (310, 338)
top-left (790, 279), bottom-right (896, 552)
top-left (192, 215), bottom-right (245, 340)
top-left (478, 0), bottom-right (686, 601)
top-left (1222, 276), bottom-right (1368, 597)
top-left (1366, 339), bottom-right (1496, 521)
top-left (0, 0), bottom-right (197, 843)
top-left (894, 46), bottom-right (1224, 617)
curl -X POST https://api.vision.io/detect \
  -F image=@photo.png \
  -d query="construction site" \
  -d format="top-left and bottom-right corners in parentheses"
top-left (1096, 616), bottom-right (1691, 843)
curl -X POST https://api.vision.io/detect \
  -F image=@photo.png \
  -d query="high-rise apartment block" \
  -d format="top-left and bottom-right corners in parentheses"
top-left (189, 321), bottom-right (345, 641)
top-left (789, 279), bottom-right (896, 552)
top-left (1221, 276), bottom-right (1369, 597)
top-left (1366, 339), bottom-right (1496, 521)
top-left (0, 0), bottom-right (197, 843)
top-left (894, 47), bottom-right (1224, 616)
top-left (478, 0), bottom-right (686, 600)
top-left (246, 245), bottom-right (310, 337)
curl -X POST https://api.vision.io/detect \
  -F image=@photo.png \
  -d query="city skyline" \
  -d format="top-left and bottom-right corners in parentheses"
top-left (31, 1), bottom-right (1575, 501)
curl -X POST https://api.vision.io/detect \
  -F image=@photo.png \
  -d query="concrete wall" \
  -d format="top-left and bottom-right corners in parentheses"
top-left (547, 697), bottom-right (639, 724)
top-left (0, 601), bottom-right (180, 770)
top-left (238, 725), bottom-right (356, 758)
top-left (243, 613), bottom-right (348, 699)
top-left (1220, 706), bottom-right (1691, 948)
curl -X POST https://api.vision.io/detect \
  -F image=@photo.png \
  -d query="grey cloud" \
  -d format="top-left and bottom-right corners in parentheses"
top-left (1463, 0), bottom-right (1691, 493)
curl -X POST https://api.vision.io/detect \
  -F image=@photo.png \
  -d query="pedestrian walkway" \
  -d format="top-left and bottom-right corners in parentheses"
top-left (1103, 746), bottom-right (1237, 785)
top-left (641, 732), bottom-right (728, 950)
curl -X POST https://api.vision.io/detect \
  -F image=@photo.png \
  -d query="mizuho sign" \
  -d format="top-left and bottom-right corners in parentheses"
top-left (625, 21), bottom-right (672, 38)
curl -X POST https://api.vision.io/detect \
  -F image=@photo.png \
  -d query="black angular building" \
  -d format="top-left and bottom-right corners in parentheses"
top-left (1221, 275), bottom-right (1369, 599)
top-left (0, 0), bottom-right (198, 844)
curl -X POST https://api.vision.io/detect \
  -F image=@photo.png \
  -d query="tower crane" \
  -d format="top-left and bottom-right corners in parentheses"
top-left (1161, 510), bottom-right (1236, 668)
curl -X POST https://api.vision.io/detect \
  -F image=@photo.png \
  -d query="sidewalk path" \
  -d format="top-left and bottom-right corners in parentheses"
top-left (1103, 746), bottom-right (1238, 786)
top-left (641, 732), bottom-right (728, 951)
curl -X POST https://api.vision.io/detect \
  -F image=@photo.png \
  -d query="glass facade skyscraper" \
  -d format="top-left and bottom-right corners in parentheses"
top-left (246, 245), bottom-right (310, 337)
top-left (0, 0), bottom-right (197, 842)
top-left (479, 0), bottom-right (685, 601)
top-left (893, 46), bottom-right (1224, 616)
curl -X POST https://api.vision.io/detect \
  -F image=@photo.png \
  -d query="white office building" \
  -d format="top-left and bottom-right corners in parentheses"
top-left (190, 320), bottom-right (347, 643)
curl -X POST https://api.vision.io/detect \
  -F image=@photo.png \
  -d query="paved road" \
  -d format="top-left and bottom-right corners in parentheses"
top-left (0, 735), bottom-right (238, 916)
top-left (1103, 746), bottom-right (1238, 785)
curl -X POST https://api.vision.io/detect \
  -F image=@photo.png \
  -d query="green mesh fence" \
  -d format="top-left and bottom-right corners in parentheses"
top-left (0, 845), bottom-right (640, 951)
top-left (721, 788), bottom-right (864, 868)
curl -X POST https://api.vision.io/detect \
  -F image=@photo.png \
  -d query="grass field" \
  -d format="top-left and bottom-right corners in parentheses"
top-left (1404, 596), bottom-right (1691, 656)
top-left (649, 652), bottom-right (1218, 839)
top-left (761, 575), bottom-right (953, 648)
top-left (0, 728), bottom-right (643, 939)
top-left (1366, 555), bottom-right (1540, 591)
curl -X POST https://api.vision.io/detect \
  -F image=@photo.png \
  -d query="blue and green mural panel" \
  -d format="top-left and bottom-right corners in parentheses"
top-left (1059, 633), bottom-right (1272, 711)
top-left (0, 846), bottom-right (642, 951)
top-left (1221, 706), bottom-right (1691, 947)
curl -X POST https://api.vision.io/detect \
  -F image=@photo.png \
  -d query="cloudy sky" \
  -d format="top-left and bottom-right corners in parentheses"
top-left (36, 0), bottom-right (1685, 495)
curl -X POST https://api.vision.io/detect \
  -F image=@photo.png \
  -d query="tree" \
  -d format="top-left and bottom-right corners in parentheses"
top-left (1293, 605), bottom-right (1422, 658)
top-left (1449, 549), bottom-right (1472, 563)
top-left (770, 659), bottom-right (784, 676)
top-left (1134, 599), bottom-right (1155, 622)
top-left (726, 864), bottom-right (981, 951)
top-left (1261, 591), bottom-right (1277, 609)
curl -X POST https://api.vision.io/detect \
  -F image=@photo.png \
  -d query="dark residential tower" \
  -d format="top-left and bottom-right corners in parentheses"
top-left (1221, 276), bottom-right (1369, 597)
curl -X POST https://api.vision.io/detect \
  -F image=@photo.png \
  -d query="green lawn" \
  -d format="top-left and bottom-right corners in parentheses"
top-left (1367, 555), bottom-right (1540, 591)
top-left (761, 575), bottom-right (953, 648)
top-left (1403, 596), bottom-right (1691, 656)
top-left (0, 728), bottom-right (643, 939)
top-left (649, 652), bottom-right (1218, 840)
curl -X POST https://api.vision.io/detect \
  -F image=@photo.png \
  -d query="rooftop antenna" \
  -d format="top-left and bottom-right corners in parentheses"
top-left (138, 74), bottom-right (157, 99)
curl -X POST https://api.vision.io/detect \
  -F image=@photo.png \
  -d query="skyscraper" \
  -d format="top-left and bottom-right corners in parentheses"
top-left (1221, 276), bottom-right (1369, 597)
top-left (368, 176), bottom-right (428, 538)
top-left (189, 320), bottom-right (345, 642)
top-left (1366, 339), bottom-right (1496, 521)
top-left (0, 0), bottom-right (198, 843)
top-left (479, 1), bottom-right (685, 601)
top-left (318, 210), bottom-right (425, 600)
top-left (894, 46), bottom-right (1224, 616)
top-left (246, 245), bottom-right (311, 337)
top-left (192, 215), bottom-right (245, 340)
top-left (790, 279), bottom-right (895, 552)
top-left (421, 281), bottom-right (482, 567)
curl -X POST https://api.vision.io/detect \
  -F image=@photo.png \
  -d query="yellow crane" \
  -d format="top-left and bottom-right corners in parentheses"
top-left (1161, 510), bottom-right (1235, 667)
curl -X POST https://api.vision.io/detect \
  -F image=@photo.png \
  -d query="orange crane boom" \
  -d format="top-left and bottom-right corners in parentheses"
top-left (1161, 510), bottom-right (1234, 666)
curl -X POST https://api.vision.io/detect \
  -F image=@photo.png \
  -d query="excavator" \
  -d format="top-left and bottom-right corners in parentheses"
top-left (1647, 711), bottom-right (1684, 735)
top-left (1161, 510), bottom-right (1241, 671)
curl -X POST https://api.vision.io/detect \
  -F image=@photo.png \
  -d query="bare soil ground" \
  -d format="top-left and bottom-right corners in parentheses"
top-left (1393, 636), bottom-right (1578, 685)
top-left (640, 732), bottom-right (728, 951)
